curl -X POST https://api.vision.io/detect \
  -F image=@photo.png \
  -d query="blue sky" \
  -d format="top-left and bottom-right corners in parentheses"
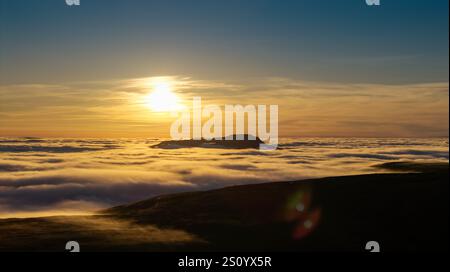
top-left (0, 0), bottom-right (448, 84)
top-left (0, 0), bottom-right (448, 138)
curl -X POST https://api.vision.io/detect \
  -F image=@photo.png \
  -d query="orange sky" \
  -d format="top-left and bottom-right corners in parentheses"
top-left (0, 76), bottom-right (448, 138)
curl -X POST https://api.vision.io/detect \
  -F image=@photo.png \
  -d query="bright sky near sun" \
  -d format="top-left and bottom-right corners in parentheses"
top-left (0, 0), bottom-right (448, 138)
top-left (144, 78), bottom-right (185, 112)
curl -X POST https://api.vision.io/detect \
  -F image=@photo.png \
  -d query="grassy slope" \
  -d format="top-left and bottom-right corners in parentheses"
top-left (0, 162), bottom-right (448, 252)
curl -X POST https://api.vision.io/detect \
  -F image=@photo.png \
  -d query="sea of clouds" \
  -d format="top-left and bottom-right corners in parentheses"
top-left (0, 137), bottom-right (448, 218)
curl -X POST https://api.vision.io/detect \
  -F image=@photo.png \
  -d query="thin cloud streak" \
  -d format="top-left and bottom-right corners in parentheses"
top-left (0, 77), bottom-right (448, 138)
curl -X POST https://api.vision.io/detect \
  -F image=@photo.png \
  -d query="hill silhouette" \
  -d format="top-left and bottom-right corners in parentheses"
top-left (0, 162), bottom-right (448, 251)
top-left (152, 134), bottom-right (264, 149)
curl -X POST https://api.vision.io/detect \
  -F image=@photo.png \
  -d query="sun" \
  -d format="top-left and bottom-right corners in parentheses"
top-left (144, 80), bottom-right (185, 112)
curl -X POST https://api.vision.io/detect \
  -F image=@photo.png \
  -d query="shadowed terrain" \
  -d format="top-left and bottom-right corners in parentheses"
top-left (0, 162), bottom-right (448, 252)
top-left (151, 135), bottom-right (265, 149)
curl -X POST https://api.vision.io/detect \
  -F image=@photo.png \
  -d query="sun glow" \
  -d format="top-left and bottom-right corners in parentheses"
top-left (145, 79), bottom-right (185, 112)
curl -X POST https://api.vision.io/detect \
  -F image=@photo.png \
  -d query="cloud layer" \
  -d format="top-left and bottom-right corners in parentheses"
top-left (0, 137), bottom-right (448, 218)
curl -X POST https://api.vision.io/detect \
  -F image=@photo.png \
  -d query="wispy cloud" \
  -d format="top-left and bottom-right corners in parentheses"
top-left (0, 76), bottom-right (448, 137)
